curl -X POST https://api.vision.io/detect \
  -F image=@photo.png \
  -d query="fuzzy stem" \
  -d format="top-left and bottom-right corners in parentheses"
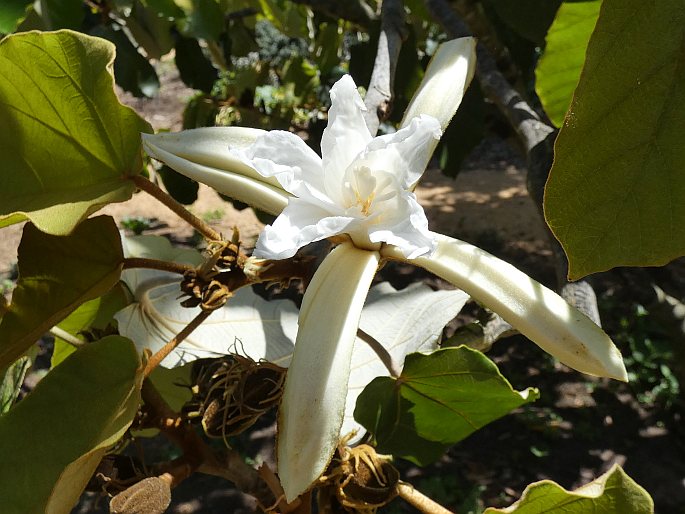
top-left (398, 482), bottom-right (455, 514)
top-left (357, 329), bottom-right (401, 377)
top-left (143, 310), bottom-right (212, 377)
top-left (132, 175), bottom-right (222, 242)
top-left (122, 257), bottom-right (194, 275)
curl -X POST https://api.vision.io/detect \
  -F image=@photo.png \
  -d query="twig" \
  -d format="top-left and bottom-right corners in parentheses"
top-left (132, 175), bottom-right (222, 242)
top-left (143, 310), bottom-right (212, 377)
top-left (398, 482), bottom-right (455, 514)
top-left (357, 329), bottom-right (402, 377)
top-left (122, 257), bottom-right (194, 276)
top-left (363, 0), bottom-right (407, 134)
top-left (141, 379), bottom-right (275, 505)
top-left (48, 326), bottom-right (85, 348)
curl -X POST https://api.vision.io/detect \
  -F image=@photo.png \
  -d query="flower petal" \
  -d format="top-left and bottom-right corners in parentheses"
top-left (358, 114), bottom-right (442, 189)
top-left (320, 75), bottom-right (373, 202)
top-left (143, 136), bottom-right (289, 215)
top-left (235, 130), bottom-right (329, 203)
top-left (367, 192), bottom-right (436, 258)
top-left (142, 128), bottom-right (280, 188)
top-left (277, 243), bottom-right (380, 502)
top-left (402, 37), bottom-right (477, 132)
top-left (254, 198), bottom-right (354, 259)
top-left (381, 233), bottom-right (628, 381)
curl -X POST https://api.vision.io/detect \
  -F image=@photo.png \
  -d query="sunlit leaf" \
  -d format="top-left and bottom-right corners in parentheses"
top-left (0, 336), bottom-right (142, 513)
top-left (355, 346), bottom-right (538, 465)
top-left (0, 217), bottom-right (124, 370)
top-left (342, 283), bottom-right (469, 441)
top-left (535, 0), bottom-right (601, 127)
top-left (0, 30), bottom-right (152, 235)
top-left (484, 464), bottom-right (653, 513)
top-left (544, 0), bottom-right (685, 279)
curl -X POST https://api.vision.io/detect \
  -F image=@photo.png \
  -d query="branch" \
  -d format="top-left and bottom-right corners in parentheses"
top-left (422, 0), bottom-right (553, 153)
top-left (363, 0), bottom-right (407, 134)
top-left (398, 482), bottom-right (455, 514)
top-left (357, 328), bottom-right (402, 377)
top-left (132, 175), bottom-right (222, 242)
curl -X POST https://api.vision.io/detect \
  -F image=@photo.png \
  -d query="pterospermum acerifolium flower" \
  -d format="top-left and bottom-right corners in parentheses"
top-left (142, 37), bottom-right (627, 502)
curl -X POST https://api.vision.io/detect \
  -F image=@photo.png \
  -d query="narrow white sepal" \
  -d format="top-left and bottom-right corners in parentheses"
top-left (277, 244), bottom-right (380, 502)
top-left (142, 128), bottom-right (281, 188)
top-left (401, 37), bottom-right (477, 132)
top-left (381, 234), bottom-right (628, 381)
top-left (142, 136), bottom-right (289, 216)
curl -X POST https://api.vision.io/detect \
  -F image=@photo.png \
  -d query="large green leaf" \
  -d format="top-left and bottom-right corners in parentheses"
top-left (0, 216), bottom-right (124, 370)
top-left (535, 1), bottom-right (601, 127)
top-left (484, 465), bottom-right (653, 513)
top-left (544, 0), bottom-right (685, 279)
top-left (0, 336), bottom-right (142, 514)
top-left (354, 346), bottom-right (538, 465)
top-left (0, 30), bottom-right (152, 235)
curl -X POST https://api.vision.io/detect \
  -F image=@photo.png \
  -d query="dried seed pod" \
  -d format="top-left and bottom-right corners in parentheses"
top-left (109, 476), bottom-right (171, 514)
top-left (321, 444), bottom-right (399, 513)
top-left (182, 355), bottom-right (286, 443)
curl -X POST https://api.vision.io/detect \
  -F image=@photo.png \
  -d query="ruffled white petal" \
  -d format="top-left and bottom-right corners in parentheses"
top-left (402, 37), bottom-right (477, 132)
top-left (233, 130), bottom-right (329, 204)
top-left (381, 234), bottom-right (627, 381)
top-left (320, 75), bottom-right (373, 203)
top-left (254, 198), bottom-right (354, 260)
top-left (359, 114), bottom-right (442, 188)
top-left (368, 192), bottom-right (436, 258)
top-left (142, 138), bottom-right (289, 215)
top-left (278, 244), bottom-right (380, 502)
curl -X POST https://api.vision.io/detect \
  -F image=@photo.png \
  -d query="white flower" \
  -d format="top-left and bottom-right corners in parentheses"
top-left (142, 37), bottom-right (627, 502)
top-left (234, 79), bottom-right (440, 260)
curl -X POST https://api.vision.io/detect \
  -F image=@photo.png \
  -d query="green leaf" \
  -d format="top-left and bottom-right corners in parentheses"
top-left (158, 164), bottom-right (200, 205)
top-left (51, 283), bottom-right (131, 368)
top-left (535, 0), bottom-right (601, 127)
top-left (0, 30), bottom-right (152, 235)
top-left (484, 464), bottom-right (653, 513)
top-left (0, 356), bottom-right (30, 414)
top-left (355, 346), bottom-right (538, 465)
top-left (124, 2), bottom-right (175, 60)
top-left (0, 336), bottom-right (142, 514)
top-left (178, 0), bottom-right (224, 40)
top-left (437, 83), bottom-right (485, 177)
top-left (483, 0), bottom-right (561, 45)
top-left (544, 0), bottom-right (685, 279)
top-left (142, 0), bottom-right (185, 18)
top-left (90, 24), bottom-right (160, 98)
top-left (40, 0), bottom-right (85, 30)
top-left (0, 0), bottom-right (32, 33)
top-left (0, 216), bottom-right (124, 371)
top-left (174, 35), bottom-right (218, 93)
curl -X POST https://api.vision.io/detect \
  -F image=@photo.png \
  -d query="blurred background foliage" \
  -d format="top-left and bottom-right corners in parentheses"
top-left (1, 0), bottom-right (572, 202)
